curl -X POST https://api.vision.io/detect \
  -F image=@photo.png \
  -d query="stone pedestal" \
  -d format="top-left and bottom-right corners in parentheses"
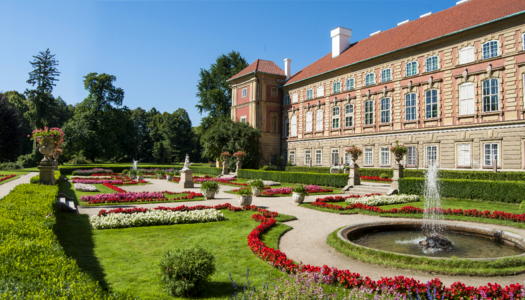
top-left (38, 161), bottom-right (56, 185)
top-left (216, 159), bottom-right (223, 168)
top-left (179, 169), bottom-right (194, 188)
top-left (236, 159), bottom-right (242, 172)
top-left (222, 163), bottom-right (229, 175)
top-left (388, 164), bottom-right (403, 195)
top-left (342, 163), bottom-right (360, 191)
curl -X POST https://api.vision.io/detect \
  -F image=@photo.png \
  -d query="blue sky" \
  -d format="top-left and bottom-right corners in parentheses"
top-left (1, 0), bottom-right (458, 126)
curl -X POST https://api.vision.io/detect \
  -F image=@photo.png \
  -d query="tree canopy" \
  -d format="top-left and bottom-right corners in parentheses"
top-left (0, 94), bottom-right (22, 162)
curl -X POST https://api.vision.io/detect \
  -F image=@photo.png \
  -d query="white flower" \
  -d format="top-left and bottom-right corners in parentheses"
top-left (74, 183), bottom-right (99, 192)
top-left (345, 194), bottom-right (419, 206)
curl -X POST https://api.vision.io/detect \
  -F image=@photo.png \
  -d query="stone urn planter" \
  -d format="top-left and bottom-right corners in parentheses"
top-left (351, 153), bottom-right (359, 163)
top-left (292, 192), bottom-right (305, 205)
top-left (238, 195), bottom-right (252, 207)
top-left (395, 153), bottom-right (403, 165)
top-left (137, 175), bottom-right (144, 181)
top-left (166, 175), bottom-right (173, 181)
top-left (252, 188), bottom-right (262, 197)
top-left (204, 190), bottom-right (215, 200)
top-left (39, 136), bottom-right (55, 162)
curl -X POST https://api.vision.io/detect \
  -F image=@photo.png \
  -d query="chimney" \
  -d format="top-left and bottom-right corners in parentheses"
top-left (284, 58), bottom-right (292, 80)
top-left (331, 27), bottom-right (352, 58)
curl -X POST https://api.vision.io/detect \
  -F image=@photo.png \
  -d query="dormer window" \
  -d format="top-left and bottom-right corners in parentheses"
top-left (425, 56), bottom-right (439, 72)
top-left (381, 69), bottom-right (392, 82)
top-left (365, 73), bottom-right (375, 86)
top-left (333, 82), bottom-right (341, 94)
top-left (345, 78), bottom-right (354, 90)
top-left (482, 40), bottom-right (499, 60)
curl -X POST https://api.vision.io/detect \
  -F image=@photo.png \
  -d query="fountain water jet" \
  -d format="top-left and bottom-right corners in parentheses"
top-left (419, 160), bottom-right (452, 250)
top-left (132, 159), bottom-right (139, 171)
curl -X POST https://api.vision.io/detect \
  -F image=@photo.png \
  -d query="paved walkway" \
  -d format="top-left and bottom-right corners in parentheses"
top-left (0, 173), bottom-right (34, 199)
top-left (5, 177), bottom-right (524, 287)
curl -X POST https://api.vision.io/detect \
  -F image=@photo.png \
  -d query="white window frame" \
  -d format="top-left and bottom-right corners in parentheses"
top-left (406, 61), bottom-right (418, 77)
top-left (292, 93), bottom-right (298, 103)
top-left (365, 73), bottom-right (375, 86)
top-left (482, 40), bottom-right (499, 60)
top-left (331, 149), bottom-right (339, 165)
top-left (306, 89), bottom-right (314, 100)
top-left (380, 147), bottom-right (390, 166)
top-left (333, 82), bottom-right (341, 94)
top-left (240, 116), bottom-right (247, 123)
top-left (482, 79), bottom-right (499, 112)
top-left (305, 111), bottom-right (313, 132)
top-left (290, 115), bottom-right (297, 137)
top-left (315, 150), bottom-right (322, 166)
top-left (425, 145), bottom-right (438, 166)
top-left (317, 86), bottom-right (325, 97)
top-left (459, 46), bottom-right (475, 65)
top-left (315, 109), bottom-right (323, 131)
top-left (289, 150), bottom-right (295, 165)
top-left (364, 100), bottom-right (374, 125)
top-left (459, 82), bottom-right (475, 115)
top-left (344, 104), bottom-right (354, 127)
top-left (381, 68), bottom-right (392, 82)
top-left (364, 148), bottom-right (373, 166)
top-left (483, 143), bottom-right (499, 167)
top-left (284, 95), bottom-right (290, 105)
top-left (405, 93), bottom-right (417, 121)
top-left (242, 88), bottom-right (247, 98)
top-left (425, 90), bottom-right (438, 119)
top-left (305, 150), bottom-right (311, 165)
top-left (284, 118), bottom-right (289, 137)
top-left (425, 56), bottom-right (439, 72)
top-left (406, 146), bottom-right (417, 167)
top-left (457, 144), bottom-right (471, 167)
top-left (345, 78), bottom-right (355, 91)
top-left (332, 106), bottom-right (340, 129)
top-left (380, 97), bottom-right (390, 123)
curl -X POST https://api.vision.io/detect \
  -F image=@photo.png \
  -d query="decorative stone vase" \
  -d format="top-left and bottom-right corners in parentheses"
top-left (292, 192), bottom-right (305, 205)
top-left (38, 136), bottom-right (55, 163)
top-left (238, 195), bottom-right (252, 207)
top-left (166, 175), bottom-right (173, 181)
top-left (395, 153), bottom-right (404, 165)
top-left (252, 188), bottom-right (262, 197)
top-left (204, 190), bottom-right (215, 200)
top-left (351, 153), bottom-right (359, 164)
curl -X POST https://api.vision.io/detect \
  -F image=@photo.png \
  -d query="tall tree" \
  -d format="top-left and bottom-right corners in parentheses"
top-left (3, 91), bottom-right (32, 156)
top-left (131, 107), bottom-right (155, 161)
top-left (25, 48), bottom-right (60, 128)
top-left (162, 108), bottom-right (193, 163)
top-left (0, 94), bottom-right (22, 162)
top-left (196, 51), bottom-right (248, 128)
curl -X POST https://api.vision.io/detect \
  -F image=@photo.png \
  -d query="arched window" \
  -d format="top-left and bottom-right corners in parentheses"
top-left (459, 82), bottom-right (475, 115)
top-left (406, 61), bottom-right (418, 77)
top-left (364, 100), bottom-right (374, 125)
top-left (290, 115), bottom-right (297, 137)
top-left (345, 78), bottom-right (354, 91)
top-left (365, 73), bottom-right (375, 86)
top-left (380, 98), bottom-right (390, 123)
top-left (381, 69), bottom-right (392, 82)
top-left (459, 46), bottom-right (474, 64)
top-left (333, 82), bottom-right (341, 94)
top-left (344, 104), bottom-right (353, 127)
top-left (305, 111), bottom-right (313, 132)
top-left (425, 56), bottom-right (439, 72)
top-left (405, 93), bottom-right (417, 121)
top-left (306, 89), bottom-right (314, 100)
top-left (315, 109), bottom-right (323, 131)
top-left (482, 41), bottom-right (498, 60)
top-left (482, 79), bottom-right (499, 112)
top-left (425, 90), bottom-right (438, 118)
top-left (317, 86), bottom-right (324, 97)
top-left (332, 106), bottom-right (340, 129)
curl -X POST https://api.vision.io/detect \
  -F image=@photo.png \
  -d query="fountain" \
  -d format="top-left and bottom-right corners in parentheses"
top-left (419, 160), bottom-right (452, 250)
top-left (132, 159), bottom-right (139, 171)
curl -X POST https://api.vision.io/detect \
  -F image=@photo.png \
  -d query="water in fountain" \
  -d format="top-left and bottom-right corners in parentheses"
top-left (132, 159), bottom-right (139, 171)
top-left (419, 160), bottom-right (452, 250)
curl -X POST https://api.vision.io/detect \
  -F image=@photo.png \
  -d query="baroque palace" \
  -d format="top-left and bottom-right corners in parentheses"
top-left (228, 0), bottom-right (525, 171)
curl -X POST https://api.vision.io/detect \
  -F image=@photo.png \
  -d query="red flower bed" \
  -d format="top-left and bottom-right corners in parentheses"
top-left (103, 183), bottom-right (126, 193)
top-left (87, 197), bottom-right (170, 205)
top-left (247, 205), bottom-right (523, 298)
top-left (359, 175), bottom-right (392, 182)
top-left (0, 174), bottom-right (16, 182)
top-left (97, 203), bottom-right (234, 217)
top-left (163, 190), bottom-right (204, 200)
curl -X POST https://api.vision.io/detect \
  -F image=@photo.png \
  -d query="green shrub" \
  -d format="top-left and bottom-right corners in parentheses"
top-left (237, 188), bottom-right (252, 196)
top-left (238, 169), bottom-right (348, 187)
top-left (262, 165), bottom-right (278, 171)
top-left (121, 169), bottom-right (129, 175)
top-left (68, 154), bottom-right (89, 164)
top-left (399, 177), bottom-right (525, 203)
top-left (159, 247), bottom-right (216, 297)
top-left (292, 185), bottom-right (308, 196)
top-left (249, 179), bottom-right (265, 190)
top-left (30, 171), bottom-right (61, 184)
top-left (379, 173), bottom-right (389, 179)
top-left (58, 164), bottom-right (222, 176)
top-left (200, 181), bottom-right (220, 193)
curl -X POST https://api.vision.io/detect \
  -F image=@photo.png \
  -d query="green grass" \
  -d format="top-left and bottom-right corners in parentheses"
top-left (327, 227), bottom-right (525, 276)
top-left (54, 209), bottom-right (293, 299)
top-left (0, 171), bottom-right (29, 185)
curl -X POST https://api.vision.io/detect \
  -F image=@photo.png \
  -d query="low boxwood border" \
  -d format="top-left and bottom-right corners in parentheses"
top-left (327, 227), bottom-right (525, 276)
top-left (238, 169), bottom-right (348, 187)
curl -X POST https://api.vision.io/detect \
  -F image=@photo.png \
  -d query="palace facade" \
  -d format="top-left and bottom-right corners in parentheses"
top-left (228, 0), bottom-right (525, 171)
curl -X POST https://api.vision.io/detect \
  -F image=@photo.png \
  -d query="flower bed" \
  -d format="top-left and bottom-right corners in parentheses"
top-left (194, 177), bottom-right (236, 183)
top-left (262, 185), bottom-right (333, 196)
top-left (359, 175), bottom-right (392, 182)
top-left (73, 183), bottom-right (99, 192)
top-left (72, 168), bottom-right (113, 176)
top-left (345, 194), bottom-right (419, 206)
top-left (103, 182), bottom-right (126, 193)
top-left (90, 208), bottom-right (226, 229)
top-left (0, 174), bottom-right (16, 183)
top-left (80, 191), bottom-right (165, 203)
top-left (72, 179), bottom-right (123, 184)
top-left (97, 203), bottom-right (235, 217)
top-left (163, 190), bottom-right (204, 200)
top-left (247, 205), bottom-right (523, 298)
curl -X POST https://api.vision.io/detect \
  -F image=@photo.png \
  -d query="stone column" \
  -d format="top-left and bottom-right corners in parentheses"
top-left (222, 162), bottom-right (229, 175)
top-left (179, 169), bottom-right (194, 188)
top-left (388, 154), bottom-right (404, 195)
top-left (347, 163), bottom-right (360, 186)
top-left (53, 154), bottom-right (59, 171)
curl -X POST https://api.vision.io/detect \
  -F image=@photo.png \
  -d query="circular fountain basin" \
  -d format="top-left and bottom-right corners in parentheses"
top-left (338, 220), bottom-right (525, 260)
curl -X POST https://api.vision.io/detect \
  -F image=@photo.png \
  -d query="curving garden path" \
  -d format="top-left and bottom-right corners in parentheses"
top-left (0, 173), bottom-right (35, 199)
top-left (5, 177), bottom-right (524, 288)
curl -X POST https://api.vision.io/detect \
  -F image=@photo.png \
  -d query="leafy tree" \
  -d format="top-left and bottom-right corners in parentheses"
top-left (162, 108), bottom-right (193, 163)
top-left (24, 48), bottom-right (60, 128)
top-left (131, 107), bottom-right (155, 162)
top-left (201, 118), bottom-right (260, 168)
top-left (3, 91), bottom-right (32, 156)
top-left (196, 51), bottom-right (248, 128)
top-left (50, 96), bottom-right (75, 128)
top-left (0, 94), bottom-right (22, 162)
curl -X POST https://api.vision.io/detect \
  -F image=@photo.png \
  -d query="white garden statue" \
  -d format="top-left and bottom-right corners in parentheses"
top-left (182, 154), bottom-right (190, 171)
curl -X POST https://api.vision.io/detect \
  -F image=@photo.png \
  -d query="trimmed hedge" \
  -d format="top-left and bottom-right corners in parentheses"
top-left (188, 166), bottom-right (222, 176)
top-left (30, 171), bottom-right (61, 184)
top-left (238, 169), bottom-right (348, 187)
top-left (0, 184), bottom-right (132, 298)
top-left (399, 177), bottom-right (525, 203)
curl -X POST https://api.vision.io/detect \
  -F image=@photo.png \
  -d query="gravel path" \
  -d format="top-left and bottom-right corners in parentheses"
top-left (0, 173), bottom-right (35, 199)
top-left (67, 178), bottom-right (525, 287)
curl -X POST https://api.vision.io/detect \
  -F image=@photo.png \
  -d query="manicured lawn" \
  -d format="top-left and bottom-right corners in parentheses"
top-left (54, 209), bottom-right (295, 299)
top-left (0, 171), bottom-right (29, 185)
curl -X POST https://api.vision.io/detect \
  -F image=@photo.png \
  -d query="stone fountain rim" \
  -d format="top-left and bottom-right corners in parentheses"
top-left (337, 220), bottom-right (525, 261)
